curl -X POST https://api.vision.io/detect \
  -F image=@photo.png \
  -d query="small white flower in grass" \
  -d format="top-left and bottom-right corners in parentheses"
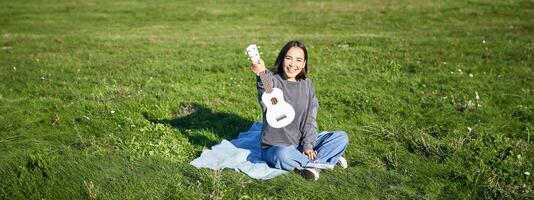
top-left (467, 127), bottom-right (472, 132)
top-left (467, 100), bottom-right (476, 108)
top-left (457, 69), bottom-right (463, 74)
top-left (475, 91), bottom-right (480, 100)
top-left (110, 110), bottom-right (115, 114)
top-left (41, 77), bottom-right (45, 80)
top-left (13, 67), bottom-right (16, 71)
top-left (83, 116), bottom-right (90, 120)
top-left (525, 172), bottom-right (531, 176)
top-left (469, 73), bottom-right (473, 78)
top-left (450, 71), bottom-right (454, 74)
top-left (482, 40), bottom-right (486, 44)
top-left (338, 44), bottom-right (349, 49)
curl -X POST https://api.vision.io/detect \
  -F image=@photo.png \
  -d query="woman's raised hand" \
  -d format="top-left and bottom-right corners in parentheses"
top-left (251, 59), bottom-right (266, 75)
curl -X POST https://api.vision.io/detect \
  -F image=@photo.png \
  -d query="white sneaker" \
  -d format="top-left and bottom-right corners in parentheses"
top-left (305, 161), bottom-right (334, 170)
top-left (302, 168), bottom-right (320, 181)
top-left (337, 157), bottom-right (348, 169)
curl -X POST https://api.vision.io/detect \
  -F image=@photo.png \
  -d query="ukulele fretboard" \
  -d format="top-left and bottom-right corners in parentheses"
top-left (259, 71), bottom-right (273, 93)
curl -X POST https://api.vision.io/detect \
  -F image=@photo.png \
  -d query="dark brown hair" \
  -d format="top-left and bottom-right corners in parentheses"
top-left (272, 41), bottom-right (308, 80)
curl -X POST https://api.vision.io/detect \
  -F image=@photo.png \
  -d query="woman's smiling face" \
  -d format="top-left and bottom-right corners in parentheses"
top-left (283, 47), bottom-right (306, 81)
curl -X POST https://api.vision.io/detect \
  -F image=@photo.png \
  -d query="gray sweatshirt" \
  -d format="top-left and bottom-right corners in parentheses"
top-left (256, 70), bottom-right (318, 150)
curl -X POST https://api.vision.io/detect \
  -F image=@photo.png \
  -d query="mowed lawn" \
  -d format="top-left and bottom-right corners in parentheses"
top-left (1, 0), bottom-right (533, 199)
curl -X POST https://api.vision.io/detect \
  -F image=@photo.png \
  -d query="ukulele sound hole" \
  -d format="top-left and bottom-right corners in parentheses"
top-left (271, 98), bottom-right (278, 105)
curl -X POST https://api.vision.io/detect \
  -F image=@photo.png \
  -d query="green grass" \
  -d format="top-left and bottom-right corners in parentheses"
top-left (1, 0), bottom-right (533, 199)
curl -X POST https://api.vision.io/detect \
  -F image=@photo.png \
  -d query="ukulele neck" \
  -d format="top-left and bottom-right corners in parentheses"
top-left (259, 71), bottom-right (273, 93)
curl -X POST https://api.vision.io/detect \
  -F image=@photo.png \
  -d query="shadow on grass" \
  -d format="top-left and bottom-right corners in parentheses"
top-left (143, 103), bottom-right (253, 148)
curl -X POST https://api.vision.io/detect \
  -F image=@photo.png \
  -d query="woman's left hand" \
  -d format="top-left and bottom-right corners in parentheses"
top-left (303, 149), bottom-right (317, 160)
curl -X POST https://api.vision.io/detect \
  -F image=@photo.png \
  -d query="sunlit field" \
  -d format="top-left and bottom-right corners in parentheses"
top-left (1, 0), bottom-right (533, 199)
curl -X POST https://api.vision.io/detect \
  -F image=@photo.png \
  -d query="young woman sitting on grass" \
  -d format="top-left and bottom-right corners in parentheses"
top-left (251, 40), bottom-right (349, 181)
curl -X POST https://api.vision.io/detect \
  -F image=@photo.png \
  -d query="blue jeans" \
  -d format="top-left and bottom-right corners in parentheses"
top-left (261, 131), bottom-right (349, 171)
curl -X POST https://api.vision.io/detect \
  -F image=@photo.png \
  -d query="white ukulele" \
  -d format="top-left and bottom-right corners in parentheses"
top-left (246, 44), bottom-right (295, 128)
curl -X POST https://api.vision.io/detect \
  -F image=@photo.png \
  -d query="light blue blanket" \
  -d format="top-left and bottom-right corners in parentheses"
top-left (189, 122), bottom-right (288, 180)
